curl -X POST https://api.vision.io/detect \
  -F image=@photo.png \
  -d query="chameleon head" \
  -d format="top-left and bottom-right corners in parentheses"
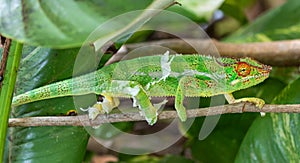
top-left (222, 57), bottom-right (272, 91)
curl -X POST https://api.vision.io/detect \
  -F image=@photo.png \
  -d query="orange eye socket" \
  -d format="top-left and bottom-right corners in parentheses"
top-left (236, 62), bottom-right (251, 77)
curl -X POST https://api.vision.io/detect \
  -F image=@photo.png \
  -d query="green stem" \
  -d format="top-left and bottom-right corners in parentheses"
top-left (0, 41), bottom-right (23, 161)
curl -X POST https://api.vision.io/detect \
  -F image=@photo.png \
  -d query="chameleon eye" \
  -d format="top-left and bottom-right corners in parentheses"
top-left (236, 62), bottom-right (251, 77)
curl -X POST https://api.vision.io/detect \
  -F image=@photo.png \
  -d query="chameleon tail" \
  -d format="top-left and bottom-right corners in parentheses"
top-left (12, 78), bottom-right (74, 106)
top-left (12, 72), bottom-right (98, 106)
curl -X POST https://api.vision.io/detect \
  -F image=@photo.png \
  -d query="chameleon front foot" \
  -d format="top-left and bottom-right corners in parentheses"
top-left (233, 97), bottom-right (265, 109)
top-left (224, 93), bottom-right (266, 116)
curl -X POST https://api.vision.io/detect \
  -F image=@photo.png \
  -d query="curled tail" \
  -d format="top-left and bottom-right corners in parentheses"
top-left (12, 72), bottom-right (99, 106)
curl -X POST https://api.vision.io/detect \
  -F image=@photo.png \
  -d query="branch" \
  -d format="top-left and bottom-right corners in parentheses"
top-left (115, 39), bottom-right (300, 66)
top-left (0, 39), bottom-right (11, 88)
top-left (8, 103), bottom-right (300, 127)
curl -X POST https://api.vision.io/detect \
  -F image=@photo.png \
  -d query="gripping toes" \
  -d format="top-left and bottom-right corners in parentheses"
top-left (81, 95), bottom-right (120, 120)
top-left (234, 97), bottom-right (266, 116)
top-left (234, 97), bottom-right (265, 109)
top-left (99, 95), bottom-right (120, 113)
top-left (224, 93), bottom-right (266, 116)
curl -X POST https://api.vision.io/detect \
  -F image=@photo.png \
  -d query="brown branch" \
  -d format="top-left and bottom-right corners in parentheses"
top-left (120, 39), bottom-right (300, 66)
top-left (8, 103), bottom-right (300, 127)
top-left (0, 34), bottom-right (3, 48)
top-left (0, 38), bottom-right (11, 88)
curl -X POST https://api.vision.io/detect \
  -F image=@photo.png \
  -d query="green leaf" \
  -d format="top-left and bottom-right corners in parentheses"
top-left (118, 155), bottom-right (160, 163)
top-left (270, 67), bottom-right (300, 85)
top-left (235, 77), bottom-right (300, 162)
top-left (220, 0), bottom-right (256, 24)
top-left (10, 46), bottom-right (90, 162)
top-left (189, 114), bottom-right (256, 163)
top-left (184, 77), bottom-right (285, 163)
top-left (168, 0), bottom-right (224, 21)
top-left (10, 127), bottom-right (89, 163)
top-left (233, 78), bottom-right (286, 104)
top-left (91, 122), bottom-right (134, 140)
top-left (0, 41), bottom-right (23, 162)
top-left (0, 0), bottom-right (174, 48)
top-left (158, 155), bottom-right (194, 163)
top-left (118, 154), bottom-right (193, 163)
top-left (224, 0), bottom-right (300, 42)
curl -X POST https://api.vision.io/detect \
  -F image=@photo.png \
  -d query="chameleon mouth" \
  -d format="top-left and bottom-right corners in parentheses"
top-left (262, 65), bottom-right (272, 72)
top-left (258, 65), bottom-right (272, 78)
top-left (252, 64), bottom-right (272, 80)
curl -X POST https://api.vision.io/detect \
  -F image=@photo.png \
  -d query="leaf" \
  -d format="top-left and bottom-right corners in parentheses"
top-left (233, 78), bottom-right (286, 104)
top-left (10, 46), bottom-right (90, 162)
top-left (168, 0), bottom-right (224, 21)
top-left (224, 0), bottom-right (300, 42)
top-left (189, 114), bottom-right (256, 163)
top-left (235, 77), bottom-right (300, 162)
top-left (270, 67), bottom-right (300, 85)
top-left (158, 155), bottom-right (194, 163)
top-left (0, 42), bottom-right (23, 163)
top-left (10, 127), bottom-right (89, 163)
top-left (118, 154), bottom-right (160, 163)
top-left (91, 122), bottom-right (134, 140)
top-left (0, 0), bottom-right (174, 48)
top-left (220, 0), bottom-right (256, 24)
top-left (118, 154), bottom-right (193, 163)
top-left (185, 78), bottom-right (285, 163)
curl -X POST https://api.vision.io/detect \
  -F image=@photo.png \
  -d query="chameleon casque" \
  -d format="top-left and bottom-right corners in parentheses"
top-left (12, 51), bottom-right (271, 125)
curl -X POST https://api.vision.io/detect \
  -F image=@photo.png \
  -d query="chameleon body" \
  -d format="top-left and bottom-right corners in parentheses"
top-left (12, 52), bottom-right (271, 125)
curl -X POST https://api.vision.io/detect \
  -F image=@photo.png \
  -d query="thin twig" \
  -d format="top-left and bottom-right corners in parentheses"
top-left (116, 39), bottom-right (300, 66)
top-left (8, 103), bottom-right (300, 127)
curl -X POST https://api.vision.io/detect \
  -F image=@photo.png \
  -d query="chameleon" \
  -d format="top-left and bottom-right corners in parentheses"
top-left (12, 51), bottom-right (272, 125)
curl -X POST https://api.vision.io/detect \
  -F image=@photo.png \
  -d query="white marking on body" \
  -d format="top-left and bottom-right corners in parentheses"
top-left (112, 80), bottom-right (140, 96)
top-left (159, 51), bottom-right (174, 82)
top-left (145, 52), bottom-right (227, 90)
top-left (230, 79), bottom-right (240, 86)
top-left (111, 80), bottom-right (144, 109)
top-left (171, 70), bottom-right (225, 82)
top-left (145, 83), bottom-right (151, 90)
top-left (146, 51), bottom-right (174, 89)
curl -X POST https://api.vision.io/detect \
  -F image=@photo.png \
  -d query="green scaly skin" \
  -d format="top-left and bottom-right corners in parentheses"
top-left (12, 52), bottom-right (272, 125)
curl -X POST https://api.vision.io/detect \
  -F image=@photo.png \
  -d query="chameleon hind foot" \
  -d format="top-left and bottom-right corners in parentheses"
top-left (97, 95), bottom-right (120, 113)
top-left (224, 93), bottom-right (266, 116)
top-left (80, 95), bottom-right (120, 120)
